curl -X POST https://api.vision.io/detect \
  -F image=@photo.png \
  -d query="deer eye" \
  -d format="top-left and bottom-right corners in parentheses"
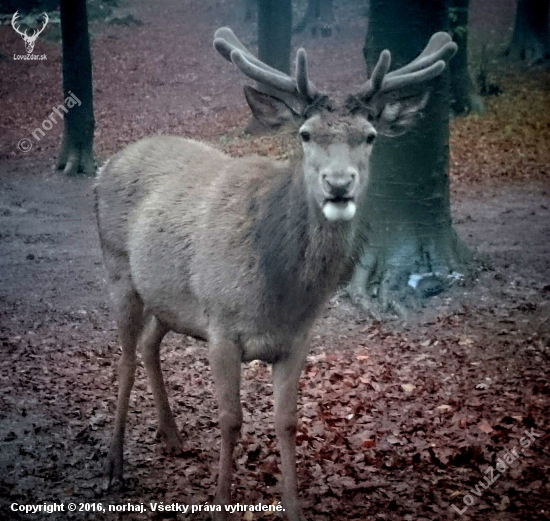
top-left (365, 132), bottom-right (376, 145)
top-left (299, 130), bottom-right (311, 142)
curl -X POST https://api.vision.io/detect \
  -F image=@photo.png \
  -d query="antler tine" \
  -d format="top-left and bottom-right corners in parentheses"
top-left (359, 49), bottom-right (391, 99)
top-left (214, 28), bottom-right (293, 81)
top-left (229, 50), bottom-right (297, 93)
top-left (295, 48), bottom-right (318, 101)
top-left (214, 27), bottom-right (245, 52)
top-left (387, 33), bottom-right (456, 78)
top-left (215, 29), bottom-right (272, 73)
top-left (214, 27), bottom-right (320, 105)
top-left (382, 60), bottom-right (446, 94)
top-left (356, 33), bottom-right (457, 103)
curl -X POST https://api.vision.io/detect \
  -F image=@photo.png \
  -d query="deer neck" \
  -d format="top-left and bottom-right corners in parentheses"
top-left (251, 162), bottom-right (357, 321)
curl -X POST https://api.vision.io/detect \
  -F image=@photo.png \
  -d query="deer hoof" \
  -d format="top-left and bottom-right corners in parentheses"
top-left (155, 426), bottom-right (184, 455)
top-left (103, 448), bottom-right (124, 490)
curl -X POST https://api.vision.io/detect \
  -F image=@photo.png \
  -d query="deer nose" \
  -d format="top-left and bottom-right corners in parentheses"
top-left (322, 168), bottom-right (357, 197)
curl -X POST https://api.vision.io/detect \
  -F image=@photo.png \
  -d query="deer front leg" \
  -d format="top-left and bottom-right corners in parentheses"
top-left (273, 344), bottom-right (309, 521)
top-left (209, 338), bottom-right (243, 520)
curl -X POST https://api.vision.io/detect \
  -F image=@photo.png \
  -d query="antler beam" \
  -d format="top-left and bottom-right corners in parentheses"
top-left (213, 27), bottom-right (320, 107)
top-left (356, 32), bottom-right (457, 105)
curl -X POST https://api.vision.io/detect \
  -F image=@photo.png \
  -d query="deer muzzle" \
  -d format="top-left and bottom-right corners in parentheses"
top-left (321, 167), bottom-right (358, 222)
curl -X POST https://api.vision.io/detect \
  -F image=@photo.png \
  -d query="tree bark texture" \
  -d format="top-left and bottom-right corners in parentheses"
top-left (448, 0), bottom-right (484, 115)
top-left (294, 0), bottom-right (334, 37)
top-left (506, 0), bottom-right (550, 64)
top-left (258, 0), bottom-right (292, 74)
top-left (350, 0), bottom-right (470, 317)
top-left (58, 0), bottom-right (95, 176)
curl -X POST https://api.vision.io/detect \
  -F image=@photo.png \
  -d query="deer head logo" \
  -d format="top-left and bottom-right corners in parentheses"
top-left (12, 11), bottom-right (49, 54)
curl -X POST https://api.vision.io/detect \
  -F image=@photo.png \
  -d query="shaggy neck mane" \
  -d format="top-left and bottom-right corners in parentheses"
top-left (251, 160), bottom-right (357, 324)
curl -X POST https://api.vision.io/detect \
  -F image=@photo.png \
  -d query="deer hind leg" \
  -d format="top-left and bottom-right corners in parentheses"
top-left (139, 313), bottom-right (183, 454)
top-left (272, 342), bottom-right (309, 521)
top-left (105, 275), bottom-right (144, 488)
top-left (209, 336), bottom-right (243, 520)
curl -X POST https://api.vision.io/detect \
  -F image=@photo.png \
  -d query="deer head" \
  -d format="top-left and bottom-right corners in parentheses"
top-left (214, 28), bottom-right (457, 222)
top-left (12, 11), bottom-right (49, 54)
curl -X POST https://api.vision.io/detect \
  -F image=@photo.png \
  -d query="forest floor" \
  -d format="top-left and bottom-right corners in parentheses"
top-left (0, 0), bottom-right (549, 520)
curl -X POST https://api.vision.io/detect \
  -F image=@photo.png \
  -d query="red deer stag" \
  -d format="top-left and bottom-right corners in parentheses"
top-left (96, 27), bottom-right (456, 520)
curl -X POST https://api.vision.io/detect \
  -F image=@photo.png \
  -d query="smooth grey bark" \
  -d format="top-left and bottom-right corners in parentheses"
top-left (258, 0), bottom-right (292, 74)
top-left (350, 0), bottom-right (469, 317)
top-left (506, 0), bottom-right (550, 64)
top-left (57, 0), bottom-right (95, 176)
top-left (448, 0), bottom-right (484, 115)
top-left (294, 0), bottom-right (334, 37)
top-left (245, 0), bottom-right (292, 133)
top-left (243, 0), bottom-right (255, 21)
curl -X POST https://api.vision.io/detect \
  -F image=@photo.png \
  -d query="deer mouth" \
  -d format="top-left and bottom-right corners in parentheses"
top-left (322, 197), bottom-right (357, 221)
top-left (324, 195), bottom-right (354, 205)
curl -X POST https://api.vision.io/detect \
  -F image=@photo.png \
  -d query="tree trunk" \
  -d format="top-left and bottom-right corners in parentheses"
top-left (243, 0), bottom-right (256, 22)
top-left (294, 0), bottom-right (334, 37)
top-left (258, 0), bottom-right (292, 74)
top-left (318, 0), bottom-right (334, 37)
top-left (57, 0), bottom-right (95, 176)
top-left (506, 0), bottom-right (550, 64)
top-left (350, 0), bottom-right (470, 317)
top-left (448, 0), bottom-right (484, 115)
top-left (245, 0), bottom-right (292, 133)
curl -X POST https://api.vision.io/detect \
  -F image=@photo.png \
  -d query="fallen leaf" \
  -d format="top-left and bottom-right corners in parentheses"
top-left (387, 434), bottom-right (402, 445)
top-left (401, 383), bottom-right (415, 393)
top-left (478, 419), bottom-right (493, 434)
top-left (496, 495), bottom-right (510, 511)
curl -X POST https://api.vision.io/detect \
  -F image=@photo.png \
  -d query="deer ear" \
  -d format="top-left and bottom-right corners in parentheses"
top-left (374, 93), bottom-right (429, 137)
top-left (243, 86), bottom-right (301, 129)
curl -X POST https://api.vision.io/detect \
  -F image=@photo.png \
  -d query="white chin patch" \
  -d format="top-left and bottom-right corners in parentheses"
top-left (322, 200), bottom-right (357, 221)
